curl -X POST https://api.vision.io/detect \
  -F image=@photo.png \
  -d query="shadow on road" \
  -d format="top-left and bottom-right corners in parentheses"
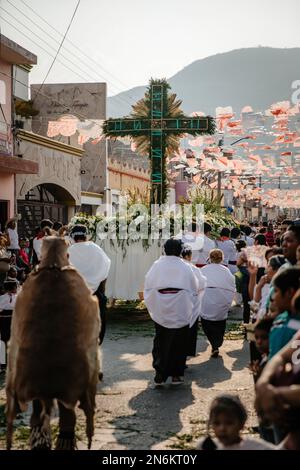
top-left (226, 340), bottom-right (249, 371)
top-left (111, 382), bottom-right (195, 450)
top-left (192, 356), bottom-right (232, 388)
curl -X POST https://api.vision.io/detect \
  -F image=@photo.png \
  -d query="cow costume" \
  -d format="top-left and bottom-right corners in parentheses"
top-left (6, 236), bottom-right (100, 450)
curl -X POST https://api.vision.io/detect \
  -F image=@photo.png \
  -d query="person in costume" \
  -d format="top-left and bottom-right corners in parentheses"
top-left (68, 224), bottom-right (111, 345)
top-left (181, 244), bottom-right (206, 358)
top-left (200, 249), bottom-right (236, 358)
top-left (144, 238), bottom-right (200, 385)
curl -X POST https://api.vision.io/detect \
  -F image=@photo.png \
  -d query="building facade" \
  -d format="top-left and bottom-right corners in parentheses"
top-left (30, 82), bottom-right (151, 215)
top-left (0, 35), bottom-right (38, 231)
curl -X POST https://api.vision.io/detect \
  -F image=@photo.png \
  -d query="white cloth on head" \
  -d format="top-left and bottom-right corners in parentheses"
top-left (200, 263), bottom-right (236, 321)
top-left (144, 255), bottom-right (200, 328)
top-left (7, 228), bottom-right (19, 250)
top-left (68, 241), bottom-right (111, 293)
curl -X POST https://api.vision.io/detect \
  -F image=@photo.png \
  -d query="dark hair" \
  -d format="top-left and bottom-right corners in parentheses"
top-left (230, 227), bottom-right (241, 239)
top-left (254, 318), bottom-right (274, 334)
top-left (181, 244), bottom-right (192, 259)
top-left (282, 220), bottom-right (294, 226)
top-left (164, 238), bottom-right (183, 257)
top-left (209, 394), bottom-right (247, 427)
top-left (4, 280), bottom-right (18, 291)
top-left (40, 219), bottom-right (53, 230)
top-left (262, 222), bottom-right (268, 228)
top-left (268, 255), bottom-right (286, 271)
top-left (204, 222), bottom-right (212, 234)
top-left (255, 234), bottom-right (267, 246)
top-left (6, 220), bottom-right (15, 229)
top-left (259, 227), bottom-right (267, 234)
top-left (70, 224), bottom-right (87, 242)
top-left (242, 225), bottom-right (252, 236)
top-left (286, 225), bottom-right (300, 244)
top-left (53, 221), bottom-right (63, 232)
top-left (236, 240), bottom-right (246, 252)
top-left (273, 267), bottom-right (300, 295)
top-left (220, 227), bottom-right (230, 238)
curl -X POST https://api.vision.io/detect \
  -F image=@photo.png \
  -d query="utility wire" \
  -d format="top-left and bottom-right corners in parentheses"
top-left (33, 0), bottom-right (81, 101)
top-left (0, 14), bottom-right (134, 110)
top-left (0, 8), bottom-right (134, 108)
top-left (5, 0), bottom-right (137, 102)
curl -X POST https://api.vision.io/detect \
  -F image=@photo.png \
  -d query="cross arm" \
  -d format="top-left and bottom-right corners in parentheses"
top-left (102, 118), bottom-right (151, 138)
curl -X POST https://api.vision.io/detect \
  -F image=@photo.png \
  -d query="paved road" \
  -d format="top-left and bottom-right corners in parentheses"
top-left (80, 334), bottom-right (256, 450)
top-left (0, 311), bottom-right (257, 450)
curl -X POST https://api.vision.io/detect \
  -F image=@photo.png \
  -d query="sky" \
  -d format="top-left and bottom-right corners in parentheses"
top-left (1, 0), bottom-right (300, 97)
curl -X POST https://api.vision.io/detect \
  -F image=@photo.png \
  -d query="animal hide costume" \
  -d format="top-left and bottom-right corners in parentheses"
top-left (5, 236), bottom-right (100, 450)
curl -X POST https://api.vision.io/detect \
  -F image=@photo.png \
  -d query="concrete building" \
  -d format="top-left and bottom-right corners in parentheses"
top-left (30, 82), bottom-right (151, 215)
top-left (15, 129), bottom-right (83, 236)
top-left (0, 35), bottom-right (38, 231)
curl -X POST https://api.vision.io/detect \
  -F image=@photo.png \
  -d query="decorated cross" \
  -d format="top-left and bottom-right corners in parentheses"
top-left (103, 79), bottom-right (215, 204)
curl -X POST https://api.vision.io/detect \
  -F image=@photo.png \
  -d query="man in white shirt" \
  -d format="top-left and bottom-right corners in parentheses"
top-left (193, 222), bottom-right (216, 267)
top-left (32, 219), bottom-right (53, 263)
top-left (5, 219), bottom-right (20, 255)
top-left (68, 225), bottom-right (111, 344)
top-left (216, 227), bottom-right (238, 274)
top-left (144, 238), bottom-right (200, 385)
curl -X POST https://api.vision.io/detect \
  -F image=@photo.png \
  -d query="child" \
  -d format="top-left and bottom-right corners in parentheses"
top-left (0, 279), bottom-right (18, 372)
top-left (197, 394), bottom-right (275, 450)
top-left (269, 267), bottom-right (300, 358)
top-left (249, 318), bottom-right (273, 382)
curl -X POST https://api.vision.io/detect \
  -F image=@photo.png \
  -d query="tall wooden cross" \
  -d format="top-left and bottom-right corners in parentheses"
top-left (103, 80), bottom-right (215, 204)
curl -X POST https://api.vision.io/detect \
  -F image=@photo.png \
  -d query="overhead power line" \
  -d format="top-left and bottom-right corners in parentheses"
top-left (5, 0), bottom-right (137, 102)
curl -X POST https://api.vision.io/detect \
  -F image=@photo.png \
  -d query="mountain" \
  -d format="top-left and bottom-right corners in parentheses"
top-left (107, 47), bottom-right (300, 117)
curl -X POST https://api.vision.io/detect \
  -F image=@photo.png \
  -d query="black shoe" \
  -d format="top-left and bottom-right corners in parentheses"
top-left (211, 349), bottom-right (219, 358)
top-left (154, 372), bottom-right (164, 384)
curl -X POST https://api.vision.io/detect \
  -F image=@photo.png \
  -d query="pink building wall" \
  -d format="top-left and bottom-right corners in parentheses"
top-left (0, 173), bottom-right (14, 217)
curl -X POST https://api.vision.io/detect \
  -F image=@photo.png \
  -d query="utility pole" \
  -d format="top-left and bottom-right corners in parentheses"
top-left (217, 171), bottom-right (222, 198)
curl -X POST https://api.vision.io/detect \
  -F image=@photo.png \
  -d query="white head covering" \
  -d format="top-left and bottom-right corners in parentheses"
top-left (200, 263), bottom-right (236, 321)
top-left (144, 255), bottom-right (200, 328)
top-left (68, 241), bottom-right (111, 293)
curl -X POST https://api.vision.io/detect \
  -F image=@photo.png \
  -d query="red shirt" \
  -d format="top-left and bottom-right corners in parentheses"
top-left (19, 248), bottom-right (29, 265)
top-left (265, 231), bottom-right (275, 247)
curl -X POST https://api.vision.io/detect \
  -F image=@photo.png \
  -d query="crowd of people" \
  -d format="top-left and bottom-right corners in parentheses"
top-left (1, 215), bottom-right (300, 450)
top-left (144, 219), bottom-right (300, 450)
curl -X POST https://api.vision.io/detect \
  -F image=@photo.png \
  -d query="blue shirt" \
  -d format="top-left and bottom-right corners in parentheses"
top-left (269, 311), bottom-right (299, 358)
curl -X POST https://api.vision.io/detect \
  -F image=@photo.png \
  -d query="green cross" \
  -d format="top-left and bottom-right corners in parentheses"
top-left (104, 83), bottom-right (213, 204)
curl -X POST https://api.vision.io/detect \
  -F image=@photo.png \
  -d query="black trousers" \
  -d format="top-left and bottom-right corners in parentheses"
top-left (201, 318), bottom-right (226, 351)
top-left (187, 318), bottom-right (198, 357)
top-left (94, 287), bottom-right (107, 345)
top-left (152, 322), bottom-right (190, 380)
